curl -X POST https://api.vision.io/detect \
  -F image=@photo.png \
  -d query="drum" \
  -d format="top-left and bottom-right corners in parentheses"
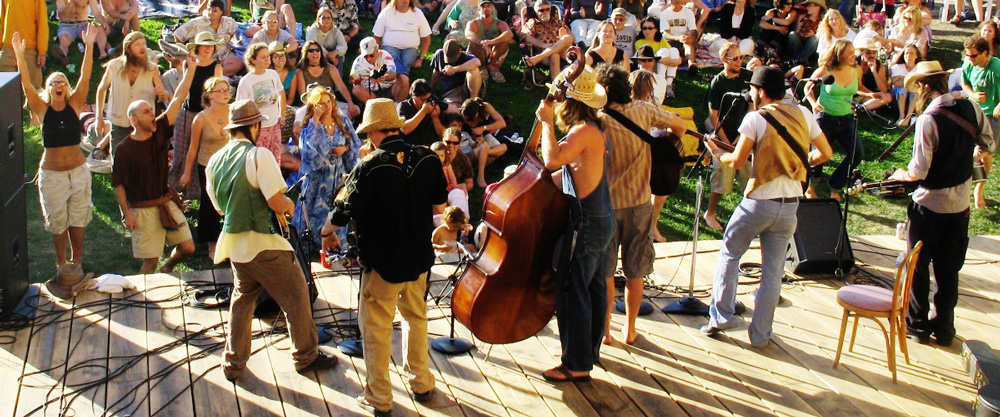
top-left (973, 163), bottom-right (988, 184)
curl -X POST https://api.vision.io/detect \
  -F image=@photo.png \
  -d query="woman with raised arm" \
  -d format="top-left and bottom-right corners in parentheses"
top-left (11, 24), bottom-right (97, 281)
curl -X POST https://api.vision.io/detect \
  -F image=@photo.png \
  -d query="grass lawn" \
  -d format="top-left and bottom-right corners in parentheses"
top-left (20, 1), bottom-right (1000, 282)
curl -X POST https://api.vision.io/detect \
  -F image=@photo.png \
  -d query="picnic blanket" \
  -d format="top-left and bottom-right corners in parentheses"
top-left (138, 0), bottom-right (200, 18)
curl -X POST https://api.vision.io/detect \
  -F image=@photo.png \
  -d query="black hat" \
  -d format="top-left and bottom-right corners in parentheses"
top-left (631, 44), bottom-right (656, 61)
top-left (748, 66), bottom-right (785, 91)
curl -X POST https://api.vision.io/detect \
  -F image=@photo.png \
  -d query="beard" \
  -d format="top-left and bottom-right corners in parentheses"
top-left (126, 52), bottom-right (146, 68)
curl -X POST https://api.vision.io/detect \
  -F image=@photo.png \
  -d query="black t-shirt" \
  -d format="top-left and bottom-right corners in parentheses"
top-left (706, 68), bottom-right (752, 143)
top-left (398, 99), bottom-right (440, 147)
top-left (328, 136), bottom-right (449, 283)
top-left (430, 49), bottom-right (475, 94)
top-left (112, 116), bottom-right (173, 203)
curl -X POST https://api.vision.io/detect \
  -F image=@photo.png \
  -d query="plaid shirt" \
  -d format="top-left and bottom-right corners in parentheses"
top-left (599, 100), bottom-right (678, 209)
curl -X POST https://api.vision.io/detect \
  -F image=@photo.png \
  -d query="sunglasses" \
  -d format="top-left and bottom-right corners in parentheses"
top-left (212, 88), bottom-right (231, 94)
top-left (537, 7), bottom-right (551, 12)
top-left (307, 48), bottom-right (322, 53)
top-left (365, 53), bottom-right (377, 58)
top-left (446, 140), bottom-right (460, 145)
top-left (642, 26), bottom-right (657, 30)
top-left (967, 52), bottom-right (982, 59)
top-left (48, 80), bottom-right (69, 87)
top-left (725, 55), bottom-right (745, 61)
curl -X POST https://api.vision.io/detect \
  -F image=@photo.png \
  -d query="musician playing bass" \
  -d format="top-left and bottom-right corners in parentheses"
top-left (702, 66), bottom-right (832, 348)
top-left (535, 66), bottom-right (617, 382)
top-left (888, 61), bottom-right (994, 346)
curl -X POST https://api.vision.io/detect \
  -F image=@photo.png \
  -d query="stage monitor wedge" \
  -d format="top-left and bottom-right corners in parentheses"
top-left (785, 198), bottom-right (855, 276)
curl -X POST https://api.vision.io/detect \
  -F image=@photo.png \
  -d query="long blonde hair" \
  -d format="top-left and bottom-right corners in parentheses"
top-left (816, 9), bottom-right (849, 43)
top-left (303, 87), bottom-right (348, 137)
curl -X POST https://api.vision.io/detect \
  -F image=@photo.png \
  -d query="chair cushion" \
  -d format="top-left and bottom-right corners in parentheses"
top-left (837, 285), bottom-right (893, 312)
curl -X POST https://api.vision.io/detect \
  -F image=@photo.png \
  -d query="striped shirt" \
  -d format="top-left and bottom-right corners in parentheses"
top-left (599, 100), bottom-right (678, 209)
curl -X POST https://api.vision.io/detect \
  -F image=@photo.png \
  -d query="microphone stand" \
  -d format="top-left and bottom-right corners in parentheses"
top-left (832, 101), bottom-right (866, 278)
top-left (431, 244), bottom-right (475, 354)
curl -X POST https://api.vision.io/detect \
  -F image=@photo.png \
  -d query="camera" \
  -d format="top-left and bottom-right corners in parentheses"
top-left (428, 94), bottom-right (449, 110)
top-left (369, 64), bottom-right (388, 80)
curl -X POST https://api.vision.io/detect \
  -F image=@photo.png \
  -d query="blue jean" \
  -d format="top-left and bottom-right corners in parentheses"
top-left (382, 45), bottom-right (419, 76)
top-left (788, 33), bottom-right (818, 63)
top-left (816, 113), bottom-right (863, 190)
top-left (838, 0), bottom-right (856, 26)
top-left (708, 198), bottom-right (798, 346)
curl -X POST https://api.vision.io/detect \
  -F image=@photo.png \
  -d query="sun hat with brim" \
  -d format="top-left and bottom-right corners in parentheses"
top-left (904, 61), bottom-right (950, 93)
top-left (225, 99), bottom-right (269, 130)
top-left (186, 31), bottom-right (223, 54)
top-left (632, 44), bottom-right (657, 62)
top-left (359, 37), bottom-right (378, 56)
top-left (801, 0), bottom-right (827, 10)
top-left (300, 82), bottom-right (334, 104)
top-left (547, 66), bottom-right (607, 109)
top-left (356, 98), bottom-right (406, 134)
top-left (853, 36), bottom-right (878, 50)
top-left (748, 66), bottom-right (786, 91)
top-left (268, 40), bottom-right (287, 55)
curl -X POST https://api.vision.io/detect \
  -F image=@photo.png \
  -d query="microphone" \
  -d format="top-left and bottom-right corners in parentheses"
top-left (723, 91), bottom-right (751, 102)
top-left (801, 74), bottom-right (836, 84)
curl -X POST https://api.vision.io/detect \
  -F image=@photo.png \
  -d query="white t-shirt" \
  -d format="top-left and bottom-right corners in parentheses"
top-left (372, 7), bottom-right (431, 50)
top-left (658, 7), bottom-right (697, 37)
top-left (614, 25), bottom-right (638, 58)
top-left (236, 70), bottom-right (284, 128)
top-left (737, 104), bottom-right (823, 199)
top-left (891, 63), bottom-right (911, 79)
top-left (817, 30), bottom-right (857, 59)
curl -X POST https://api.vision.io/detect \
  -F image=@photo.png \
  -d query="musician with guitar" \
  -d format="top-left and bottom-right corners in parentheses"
top-left (535, 66), bottom-right (616, 382)
top-left (205, 99), bottom-right (339, 382)
top-left (888, 61), bottom-right (994, 346)
top-left (596, 64), bottom-right (688, 345)
top-left (702, 66), bottom-right (832, 348)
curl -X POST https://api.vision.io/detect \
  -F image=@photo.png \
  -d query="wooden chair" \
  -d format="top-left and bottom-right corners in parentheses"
top-left (832, 240), bottom-right (923, 382)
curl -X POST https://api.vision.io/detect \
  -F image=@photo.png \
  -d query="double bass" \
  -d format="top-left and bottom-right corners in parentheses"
top-left (450, 48), bottom-right (586, 345)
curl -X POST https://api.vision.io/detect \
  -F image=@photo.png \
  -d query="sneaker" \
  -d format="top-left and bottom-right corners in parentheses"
top-left (297, 349), bottom-right (339, 374)
top-left (906, 327), bottom-right (931, 344)
top-left (491, 70), bottom-right (506, 83)
top-left (700, 324), bottom-right (722, 335)
top-left (413, 388), bottom-right (434, 402)
top-left (357, 396), bottom-right (392, 417)
top-left (665, 85), bottom-right (675, 99)
top-left (480, 68), bottom-right (489, 83)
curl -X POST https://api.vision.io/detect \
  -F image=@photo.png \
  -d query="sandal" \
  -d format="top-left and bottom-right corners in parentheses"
top-left (542, 365), bottom-right (591, 382)
top-left (491, 70), bottom-right (507, 83)
top-left (520, 56), bottom-right (534, 68)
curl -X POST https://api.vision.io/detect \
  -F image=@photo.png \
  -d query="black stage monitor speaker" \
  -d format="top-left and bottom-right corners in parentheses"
top-left (1, 185), bottom-right (29, 318)
top-left (785, 198), bottom-right (854, 275)
top-left (0, 72), bottom-right (25, 203)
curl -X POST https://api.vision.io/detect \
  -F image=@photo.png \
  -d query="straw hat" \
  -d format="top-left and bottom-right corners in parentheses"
top-left (185, 31), bottom-right (222, 54)
top-left (268, 40), bottom-right (287, 55)
top-left (225, 99), bottom-right (269, 129)
top-left (904, 61), bottom-right (949, 93)
top-left (801, 0), bottom-right (827, 10)
top-left (549, 66), bottom-right (607, 109)
top-left (356, 98), bottom-right (406, 134)
top-left (853, 36), bottom-right (878, 51)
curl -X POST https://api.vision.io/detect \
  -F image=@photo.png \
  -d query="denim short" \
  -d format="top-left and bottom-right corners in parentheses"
top-left (382, 46), bottom-right (419, 76)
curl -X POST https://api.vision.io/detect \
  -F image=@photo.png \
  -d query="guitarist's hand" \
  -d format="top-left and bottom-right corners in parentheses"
top-left (887, 168), bottom-right (916, 182)
top-left (705, 135), bottom-right (725, 157)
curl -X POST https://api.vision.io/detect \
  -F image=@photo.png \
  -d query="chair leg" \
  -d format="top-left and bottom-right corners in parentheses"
top-left (896, 315), bottom-right (910, 365)
top-left (834, 309), bottom-right (850, 368)
top-left (848, 315), bottom-right (861, 352)
top-left (887, 318), bottom-right (897, 382)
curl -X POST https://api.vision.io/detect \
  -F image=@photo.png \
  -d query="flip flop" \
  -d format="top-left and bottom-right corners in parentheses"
top-left (543, 365), bottom-right (591, 382)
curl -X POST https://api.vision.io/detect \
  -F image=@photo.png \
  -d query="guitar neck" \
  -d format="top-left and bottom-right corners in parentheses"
top-left (686, 130), bottom-right (736, 153)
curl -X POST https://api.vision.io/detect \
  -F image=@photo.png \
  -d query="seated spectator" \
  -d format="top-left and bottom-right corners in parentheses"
top-left (251, 10), bottom-right (300, 55)
top-left (587, 21), bottom-right (629, 71)
top-left (521, 0), bottom-right (575, 81)
top-left (269, 42), bottom-right (299, 143)
top-left (611, 8), bottom-right (638, 58)
top-left (373, 0), bottom-right (432, 100)
top-left (981, 21), bottom-right (1000, 57)
top-left (889, 0), bottom-right (931, 27)
top-left (442, 125), bottom-right (475, 214)
top-left (758, 0), bottom-right (797, 61)
top-left (55, 0), bottom-right (112, 62)
top-left (318, 0), bottom-right (362, 56)
top-left (197, 0), bottom-right (231, 15)
top-left (886, 6), bottom-right (928, 60)
top-left (631, 45), bottom-right (669, 104)
top-left (659, 0), bottom-right (698, 72)
top-left (431, 39), bottom-right (483, 106)
top-left (855, 37), bottom-right (892, 111)
top-left (306, 7), bottom-right (348, 71)
top-left (416, 0), bottom-right (444, 16)
top-left (432, 0), bottom-right (480, 44)
top-left (400, 79), bottom-right (448, 146)
top-left (466, 0), bottom-right (514, 83)
top-left (350, 37), bottom-right (404, 102)
top-left (891, 43), bottom-right (921, 126)
top-left (634, 16), bottom-right (681, 98)
top-left (712, 0), bottom-right (755, 59)
top-left (250, 0), bottom-right (298, 38)
top-left (101, 0), bottom-right (140, 36)
top-left (430, 138), bottom-right (470, 216)
top-left (788, 0), bottom-right (824, 63)
top-left (569, 0), bottom-right (608, 46)
top-left (173, 1), bottom-right (244, 76)
top-left (460, 97), bottom-right (507, 188)
top-left (816, 10), bottom-right (855, 59)
top-left (615, 0), bottom-right (646, 23)
top-left (298, 40), bottom-right (360, 116)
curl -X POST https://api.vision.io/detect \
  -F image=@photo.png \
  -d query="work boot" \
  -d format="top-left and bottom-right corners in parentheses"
top-left (45, 264), bottom-right (92, 300)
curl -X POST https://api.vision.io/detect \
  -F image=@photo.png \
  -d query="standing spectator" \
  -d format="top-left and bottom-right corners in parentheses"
top-left (169, 31), bottom-right (224, 201)
top-left (702, 66), bottom-right (832, 348)
top-left (294, 87), bottom-right (361, 247)
top-left (270, 42), bottom-right (299, 107)
top-left (306, 7), bottom-right (348, 71)
top-left (430, 39), bottom-right (483, 106)
top-left (101, 0), bottom-right (140, 36)
top-left (173, 1), bottom-right (244, 76)
top-left (252, 10), bottom-right (300, 54)
top-left (887, 62), bottom-right (993, 347)
top-left (321, 98), bottom-right (447, 416)
top-left (634, 16), bottom-right (681, 99)
top-left (788, 0), bottom-right (824, 64)
top-left (96, 32), bottom-right (170, 156)
top-left (250, 0), bottom-right (298, 38)
top-left (350, 37), bottom-right (402, 102)
top-left (297, 40), bottom-right (359, 116)
top-left (237, 42), bottom-right (286, 162)
top-left (0, 0), bottom-right (49, 91)
top-left (206, 99), bottom-right (340, 382)
top-left (597, 64), bottom-right (687, 345)
top-left (465, 0), bottom-right (514, 84)
top-left (816, 10), bottom-right (856, 59)
top-left (703, 42), bottom-right (753, 231)
top-left (460, 97), bottom-right (508, 188)
top-left (521, 0), bottom-right (575, 81)
top-left (54, 0), bottom-right (111, 63)
top-left (569, 0), bottom-right (608, 46)
top-left (373, 0), bottom-right (432, 100)
top-left (758, 0), bottom-right (797, 61)
top-left (11, 26), bottom-right (97, 280)
top-left (112, 57), bottom-right (198, 274)
top-left (610, 8), bottom-right (638, 58)
top-left (961, 36), bottom-right (1000, 209)
top-left (659, 0), bottom-right (698, 74)
top-left (179, 77), bottom-right (232, 261)
top-left (400, 79), bottom-right (448, 147)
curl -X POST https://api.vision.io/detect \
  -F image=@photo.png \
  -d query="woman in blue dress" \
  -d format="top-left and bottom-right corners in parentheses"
top-left (293, 86), bottom-right (361, 247)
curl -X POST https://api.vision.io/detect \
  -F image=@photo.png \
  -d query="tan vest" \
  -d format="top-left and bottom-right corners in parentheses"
top-left (744, 103), bottom-right (811, 196)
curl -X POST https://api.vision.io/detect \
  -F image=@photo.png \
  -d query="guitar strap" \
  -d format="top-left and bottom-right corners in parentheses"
top-left (603, 108), bottom-right (682, 163)
top-left (757, 109), bottom-right (811, 191)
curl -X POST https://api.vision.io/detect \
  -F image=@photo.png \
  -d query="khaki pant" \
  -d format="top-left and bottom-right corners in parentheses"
top-left (223, 250), bottom-right (318, 378)
top-left (360, 269), bottom-right (435, 412)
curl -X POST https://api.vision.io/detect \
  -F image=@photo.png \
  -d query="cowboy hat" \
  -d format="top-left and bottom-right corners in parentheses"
top-left (801, 0), bottom-right (827, 10)
top-left (357, 98), bottom-right (406, 134)
top-left (631, 44), bottom-right (657, 62)
top-left (158, 38), bottom-right (189, 60)
top-left (185, 31), bottom-right (223, 54)
top-left (225, 99), bottom-right (269, 129)
top-left (853, 36), bottom-right (878, 51)
top-left (904, 61), bottom-right (949, 93)
top-left (548, 66), bottom-right (607, 109)
top-left (268, 40), bottom-right (287, 55)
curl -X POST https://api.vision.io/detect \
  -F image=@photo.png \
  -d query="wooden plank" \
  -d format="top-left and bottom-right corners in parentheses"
top-left (58, 286), bottom-right (111, 417)
top-left (142, 272), bottom-right (196, 417)
top-left (177, 269), bottom-right (240, 417)
top-left (105, 279), bottom-right (151, 416)
top-left (13, 293), bottom-right (73, 417)
top-left (0, 285), bottom-right (37, 417)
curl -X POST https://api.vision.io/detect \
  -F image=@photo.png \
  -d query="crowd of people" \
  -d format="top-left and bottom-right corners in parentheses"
top-left (1, 0), bottom-right (996, 414)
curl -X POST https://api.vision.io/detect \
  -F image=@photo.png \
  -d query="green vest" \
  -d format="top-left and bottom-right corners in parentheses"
top-left (209, 141), bottom-right (278, 235)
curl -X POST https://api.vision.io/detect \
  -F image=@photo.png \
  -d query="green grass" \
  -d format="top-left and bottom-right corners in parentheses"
top-left (22, 2), bottom-right (1000, 282)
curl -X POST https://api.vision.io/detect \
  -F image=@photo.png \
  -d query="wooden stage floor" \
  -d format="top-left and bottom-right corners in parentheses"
top-left (2, 235), bottom-right (998, 417)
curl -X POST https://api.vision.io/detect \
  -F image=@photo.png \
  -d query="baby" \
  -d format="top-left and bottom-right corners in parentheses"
top-left (433, 206), bottom-right (473, 263)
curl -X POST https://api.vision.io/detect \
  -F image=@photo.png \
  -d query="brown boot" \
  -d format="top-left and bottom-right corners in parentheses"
top-left (44, 265), bottom-right (93, 300)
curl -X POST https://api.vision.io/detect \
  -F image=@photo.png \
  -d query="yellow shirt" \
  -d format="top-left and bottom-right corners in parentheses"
top-left (1, 0), bottom-right (49, 54)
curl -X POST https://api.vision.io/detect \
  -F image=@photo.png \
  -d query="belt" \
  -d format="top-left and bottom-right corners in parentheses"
top-left (768, 197), bottom-right (800, 203)
top-left (61, 20), bottom-right (89, 24)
